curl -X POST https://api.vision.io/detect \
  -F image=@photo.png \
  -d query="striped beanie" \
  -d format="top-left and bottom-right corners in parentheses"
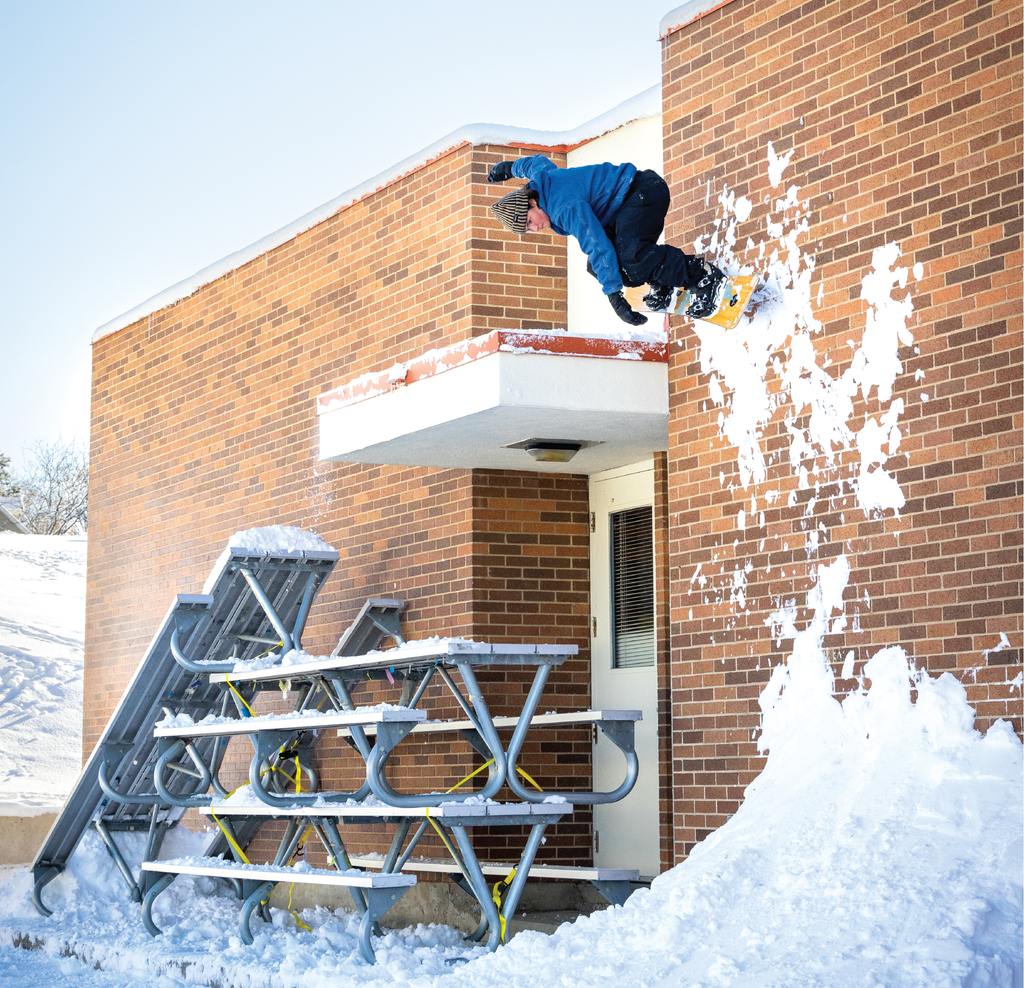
top-left (490, 187), bottom-right (531, 235)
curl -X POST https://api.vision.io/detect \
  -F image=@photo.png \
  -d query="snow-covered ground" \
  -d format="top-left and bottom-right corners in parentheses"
top-left (0, 532), bottom-right (86, 815)
top-left (0, 643), bottom-right (1019, 987)
top-left (0, 149), bottom-right (1020, 986)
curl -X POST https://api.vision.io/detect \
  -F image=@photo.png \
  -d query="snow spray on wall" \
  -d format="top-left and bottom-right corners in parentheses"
top-left (683, 142), bottom-right (929, 665)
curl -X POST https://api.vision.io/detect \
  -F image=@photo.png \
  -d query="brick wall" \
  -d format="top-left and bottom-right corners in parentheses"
top-left (86, 142), bottom-right (567, 747)
top-left (662, 0), bottom-right (1022, 859)
top-left (465, 470), bottom-right (593, 864)
top-left (87, 141), bottom-right (601, 866)
top-left (653, 452), bottom-right (675, 874)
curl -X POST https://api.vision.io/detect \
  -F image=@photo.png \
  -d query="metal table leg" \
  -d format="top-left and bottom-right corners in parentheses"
top-left (239, 880), bottom-right (278, 944)
top-left (311, 817), bottom-right (368, 916)
top-left (141, 873), bottom-right (177, 936)
top-left (449, 824), bottom-right (504, 951)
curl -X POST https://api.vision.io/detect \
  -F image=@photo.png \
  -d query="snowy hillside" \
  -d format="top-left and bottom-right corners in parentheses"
top-left (0, 533), bottom-right (86, 815)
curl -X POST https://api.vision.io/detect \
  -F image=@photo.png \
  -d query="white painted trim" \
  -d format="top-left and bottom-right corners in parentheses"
top-left (590, 458), bottom-right (658, 485)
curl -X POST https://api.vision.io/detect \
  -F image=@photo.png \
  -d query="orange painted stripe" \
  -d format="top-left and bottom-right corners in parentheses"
top-left (316, 331), bottom-right (668, 413)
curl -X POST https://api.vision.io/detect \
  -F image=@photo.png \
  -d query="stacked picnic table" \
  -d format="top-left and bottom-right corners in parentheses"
top-left (32, 533), bottom-right (642, 963)
top-left (146, 638), bottom-right (643, 961)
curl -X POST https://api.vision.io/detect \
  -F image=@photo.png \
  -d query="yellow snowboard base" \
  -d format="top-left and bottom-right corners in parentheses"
top-left (625, 274), bottom-right (761, 330)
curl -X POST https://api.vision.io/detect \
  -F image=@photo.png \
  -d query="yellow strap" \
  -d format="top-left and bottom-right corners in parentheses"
top-left (447, 758), bottom-right (494, 793)
top-left (210, 784), bottom-right (251, 865)
top-left (424, 806), bottom-right (461, 864)
top-left (447, 756), bottom-right (545, 796)
top-left (210, 811), bottom-right (249, 864)
top-left (291, 824), bottom-right (315, 864)
top-left (277, 746), bottom-right (304, 793)
top-left (491, 867), bottom-right (516, 944)
top-left (224, 675), bottom-right (255, 717)
top-left (286, 883), bottom-right (313, 931)
top-left (258, 748), bottom-right (307, 793)
top-left (515, 766), bottom-right (544, 792)
top-left (284, 825), bottom-right (315, 931)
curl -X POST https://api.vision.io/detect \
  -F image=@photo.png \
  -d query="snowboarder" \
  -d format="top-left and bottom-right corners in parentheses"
top-left (487, 155), bottom-right (726, 326)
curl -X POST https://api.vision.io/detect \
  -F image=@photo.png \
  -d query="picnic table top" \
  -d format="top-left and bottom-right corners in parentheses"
top-left (208, 640), bottom-right (579, 684)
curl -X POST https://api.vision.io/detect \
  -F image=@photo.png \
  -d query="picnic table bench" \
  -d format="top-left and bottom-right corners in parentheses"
top-left (188, 797), bottom-right (576, 953)
top-left (349, 855), bottom-right (640, 906)
top-left (140, 857), bottom-right (415, 963)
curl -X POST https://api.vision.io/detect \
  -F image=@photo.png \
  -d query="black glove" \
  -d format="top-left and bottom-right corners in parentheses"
top-left (607, 291), bottom-right (648, 326)
top-left (487, 161), bottom-right (514, 183)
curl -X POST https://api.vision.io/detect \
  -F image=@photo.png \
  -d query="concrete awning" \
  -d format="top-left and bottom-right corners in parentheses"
top-left (316, 331), bottom-right (669, 475)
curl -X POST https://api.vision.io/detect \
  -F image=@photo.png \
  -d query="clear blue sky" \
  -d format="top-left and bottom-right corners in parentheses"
top-left (0, 0), bottom-right (679, 470)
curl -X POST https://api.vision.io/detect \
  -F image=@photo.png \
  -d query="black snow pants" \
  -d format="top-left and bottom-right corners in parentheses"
top-left (597, 170), bottom-right (707, 289)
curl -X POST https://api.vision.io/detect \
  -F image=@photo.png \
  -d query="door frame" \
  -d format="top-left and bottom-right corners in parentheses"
top-left (589, 459), bottom-right (663, 879)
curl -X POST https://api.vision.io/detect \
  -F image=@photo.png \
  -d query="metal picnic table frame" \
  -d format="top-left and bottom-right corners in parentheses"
top-left (168, 798), bottom-right (576, 953)
top-left (207, 639), bottom-right (641, 808)
top-left (149, 640), bottom-right (642, 955)
top-left (31, 528), bottom-right (644, 961)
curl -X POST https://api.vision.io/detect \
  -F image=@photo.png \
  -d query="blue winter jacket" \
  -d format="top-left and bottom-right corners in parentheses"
top-left (510, 155), bottom-right (637, 295)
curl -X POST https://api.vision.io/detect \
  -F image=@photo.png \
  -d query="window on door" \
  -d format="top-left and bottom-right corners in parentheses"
top-left (610, 505), bottom-right (654, 669)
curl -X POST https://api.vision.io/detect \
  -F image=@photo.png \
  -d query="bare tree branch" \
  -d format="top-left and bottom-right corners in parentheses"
top-left (0, 452), bottom-right (18, 497)
top-left (15, 440), bottom-right (89, 536)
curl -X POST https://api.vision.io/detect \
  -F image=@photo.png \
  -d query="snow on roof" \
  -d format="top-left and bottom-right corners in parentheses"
top-left (0, 503), bottom-right (28, 534)
top-left (90, 85), bottom-right (661, 346)
top-left (659, 0), bottom-right (734, 38)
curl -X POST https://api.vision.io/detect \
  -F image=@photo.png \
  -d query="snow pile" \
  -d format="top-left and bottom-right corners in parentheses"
top-left (447, 653), bottom-right (1022, 988)
top-left (0, 533), bottom-right (86, 815)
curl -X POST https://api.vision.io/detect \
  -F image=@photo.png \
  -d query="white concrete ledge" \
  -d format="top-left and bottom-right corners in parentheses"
top-left (318, 331), bottom-right (669, 475)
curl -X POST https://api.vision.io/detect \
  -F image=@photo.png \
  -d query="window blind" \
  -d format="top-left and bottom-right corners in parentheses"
top-left (610, 505), bottom-right (655, 668)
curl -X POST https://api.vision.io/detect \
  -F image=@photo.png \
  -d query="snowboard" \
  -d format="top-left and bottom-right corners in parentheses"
top-left (625, 274), bottom-right (761, 330)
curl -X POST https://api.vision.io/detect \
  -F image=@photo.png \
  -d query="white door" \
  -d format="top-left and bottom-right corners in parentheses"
top-left (590, 461), bottom-right (660, 879)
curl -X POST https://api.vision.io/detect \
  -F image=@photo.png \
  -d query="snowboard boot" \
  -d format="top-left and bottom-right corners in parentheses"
top-left (685, 261), bottom-right (727, 319)
top-left (642, 282), bottom-right (674, 313)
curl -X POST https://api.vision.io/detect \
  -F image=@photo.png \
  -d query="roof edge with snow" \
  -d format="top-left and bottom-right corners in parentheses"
top-left (91, 85), bottom-right (661, 345)
top-left (659, 0), bottom-right (737, 38)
